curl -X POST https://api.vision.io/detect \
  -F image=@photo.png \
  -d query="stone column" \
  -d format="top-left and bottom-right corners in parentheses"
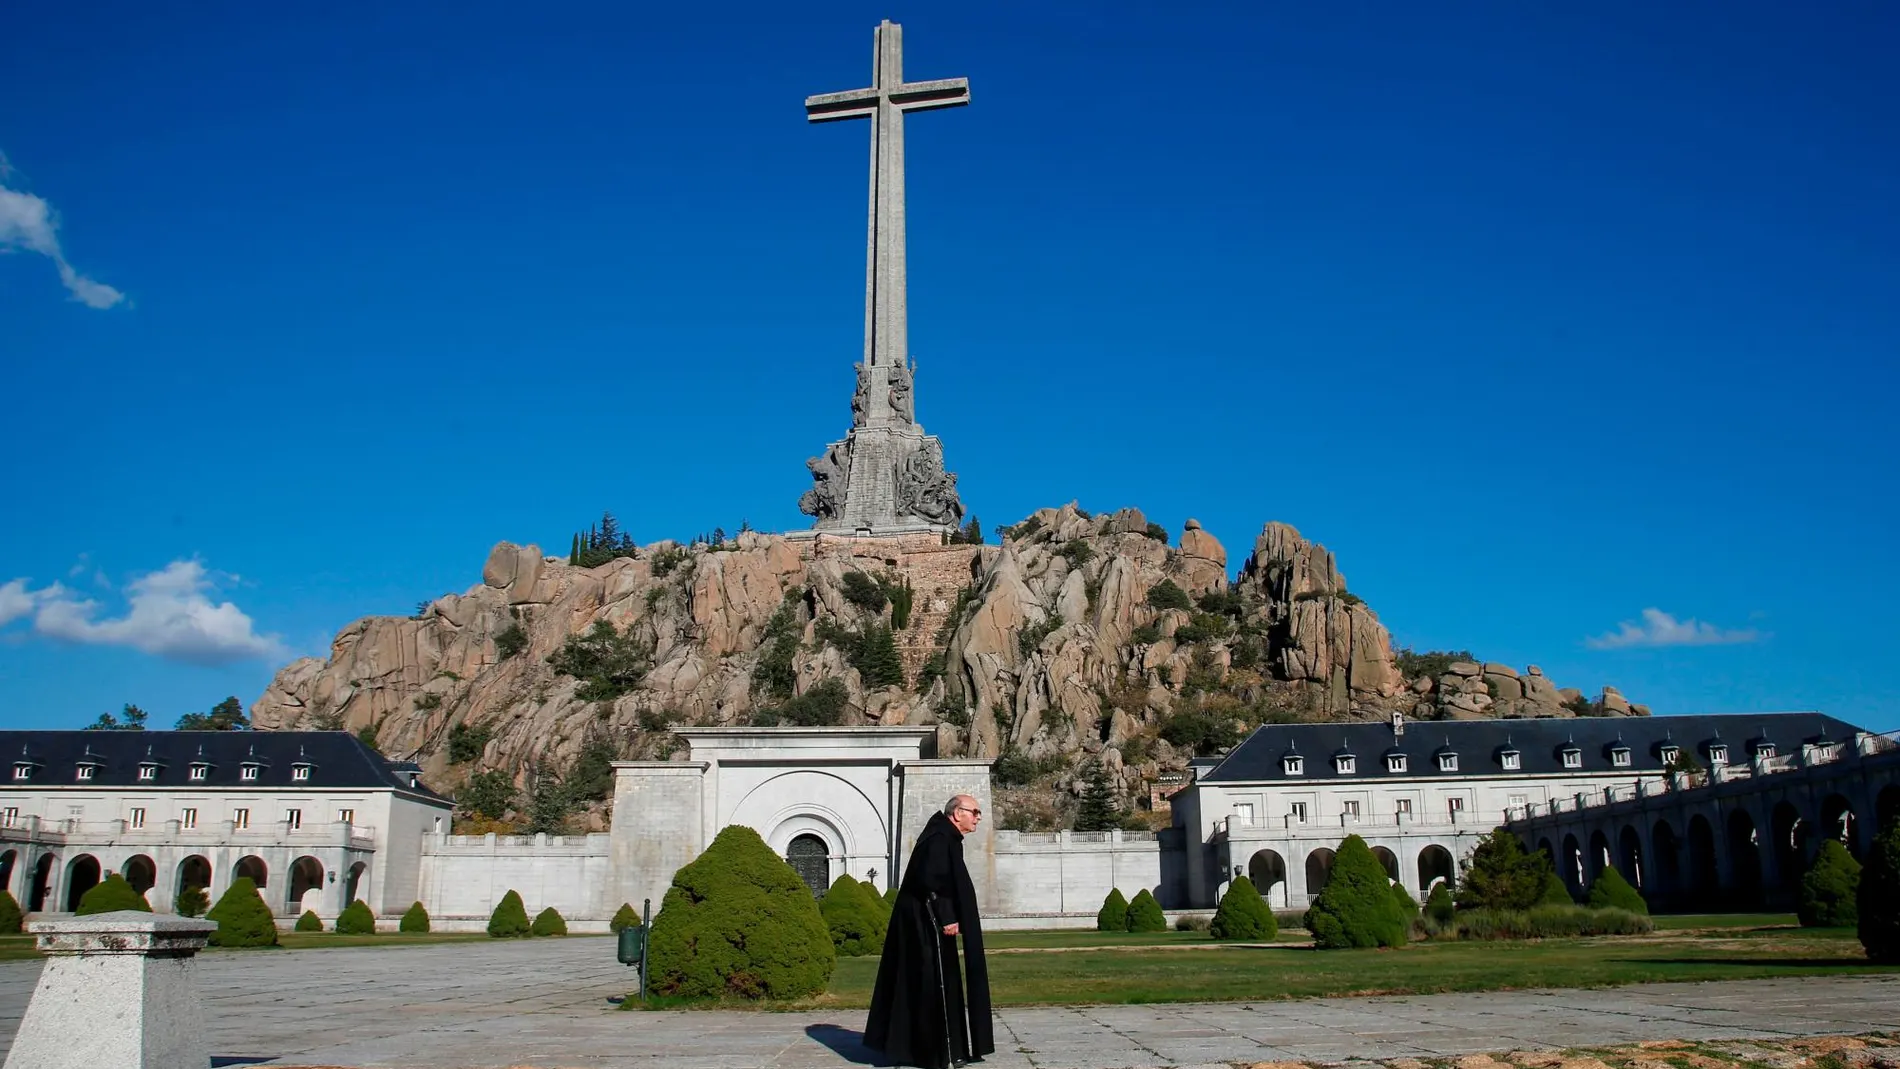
top-left (5, 910), bottom-right (218, 1069)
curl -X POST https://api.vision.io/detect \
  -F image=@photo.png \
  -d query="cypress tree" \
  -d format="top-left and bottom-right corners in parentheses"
top-left (1425, 882), bottom-right (1456, 924)
top-left (1860, 818), bottom-right (1900, 961)
top-left (1209, 876), bottom-right (1277, 941)
top-left (1096, 888), bottom-right (1128, 932)
top-left (335, 899), bottom-right (376, 935)
top-left (295, 910), bottom-right (323, 932)
top-left (531, 906), bottom-right (568, 936)
top-left (610, 902), bottom-right (642, 933)
top-left (1799, 840), bottom-right (1860, 927)
top-left (1304, 834), bottom-right (1409, 949)
top-left (488, 889), bottom-right (531, 938)
top-left (205, 877), bottom-right (278, 947)
top-left (400, 901), bottom-right (432, 933)
top-left (569, 533), bottom-right (580, 565)
top-left (1125, 888), bottom-right (1167, 932)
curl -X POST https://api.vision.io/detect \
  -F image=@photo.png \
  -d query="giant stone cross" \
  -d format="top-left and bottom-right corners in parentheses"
top-left (797, 21), bottom-right (968, 535)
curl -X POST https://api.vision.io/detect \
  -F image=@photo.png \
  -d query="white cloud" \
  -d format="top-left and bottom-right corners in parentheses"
top-left (1585, 608), bottom-right (1761, 650)
top-left (0, 162), bottom-right (125, 309)
top-left (4, 560), bottom-right (284, 665)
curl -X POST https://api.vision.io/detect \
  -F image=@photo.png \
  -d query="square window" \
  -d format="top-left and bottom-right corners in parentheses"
top-left (1290, 801), bottom-right (1308, 823)
top-left (11, 765), bottom-right (29, 782)
top-left (1659, 746), bottom-right (1680, 765)
top-left (77, 766), bottom-right (95, 781)
top-left (189, 765), bottom-right (208, 781)
top-left (1709, 745), bottom-right (1728, 766)
top-left (1611, 749), bottom-right (1631, 768)
top-left (1283, 756), bottom-right (1304, 776)
top-left (338, 808), bottom-right (355, 824)
top-left (1448, 797), bottom-right (1466, 817)
top-left (1343, 799), bottom-right (1360, 818)
top-left (286, 808), bottom-right (302, 830)
top-left (240, 766), bottom-right (259, 782)
top-left (138, 766), bottom-right (157, 781)
top-left (1395, 799), bottom-right (1412, 816)
top-left (233, 807), bottom-right (250, 830)
top-left (1562, 750), bottom-right (1582, 769)
top-left (1438, 753), bottom-right (1459, 772)
top-left (130, 807), bottom-right (146, 829)
top-left (1386, 754), bottom-right (1407, 773)
top-left (292, 766), bottom-right (310, 782)
top-left (182, 807), bottom-right (198, 830)
top-left (1335, 756), bottom-right (1356, 775)
top-left (1233, 803), bottom-right (1254, 826)
top-left (1502, 752), bottom-right (1521, 771)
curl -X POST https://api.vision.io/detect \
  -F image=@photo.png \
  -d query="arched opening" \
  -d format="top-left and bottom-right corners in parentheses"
top-left (1587, 830), bottom-right (1612, 886)
top-left (1727, 809), bottom-right (1763, 908)
top-left (0, 849), bottom-right (16, 898)
top-left (1652, 821), bottom-right (1681, 904)
top-left (121, 854), bottom-right (157, 897)
top-left (1304, 847), bottom-right (1335, 902)
top-left (1417, 845), bottom-right (1455, 895)
top-left (1686, 816), bottom-right (1718, 907)
top-left (234, 855), bottom-right (268, 889)
top-left (28, 854), bottom-right (56, 911)
top-left (786, 834), bottom-right (830, 897)
top-left (288, 856), bottom-right (325, 913)
top-left (1820, 794), bottom-right (1859, 858)
top-left (64, 855), bottom-right (102, 911)
top-left (1537, 838), bottom-right (1556, 874)
top-left (345, 862), bottom-right (367, 907)
top-left (176, 855), bottom-right (212, 905)
top-left (1772, 802), bottom-right (1807, 893)
top-left (1618, 826), bottom-right (1645, 890)
top-left (1371, 846), bottom-right (1400, 884)
top-left (1879, 786), bottom-right (1900, 833)
top-left (1561, 833), bottom-right (1584, 895)
top-left (1247, 849), bottom-right (1287, 907)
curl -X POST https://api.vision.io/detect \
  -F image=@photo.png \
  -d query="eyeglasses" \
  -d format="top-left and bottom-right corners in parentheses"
top-left (957, 807), bottom-right (982, 817)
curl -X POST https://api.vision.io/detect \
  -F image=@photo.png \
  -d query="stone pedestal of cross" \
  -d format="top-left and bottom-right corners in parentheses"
top-left (795, 21), bottom-right (970, 534)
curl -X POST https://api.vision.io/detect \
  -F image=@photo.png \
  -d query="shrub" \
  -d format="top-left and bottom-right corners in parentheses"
top-left (1096, 888), bottom-right (1129, 932)
top-left (295, 910), bottom-right (323, 932)
top-left (882, 886), bottom-right (898, 913)
top-left (76, 873), bottom-right (152, 915)
top-left (611, 902), bottom-right (643, 933)
top-left (175, 884), bottom-right (210, 918)
top-left (1435, 905), bottom-right (1652, 940)
top-left (1145, 579), bottom-right (1192, 611)
top-left (1539, 868), bottom-right (1575, 905)
top-left (1456, 829), bottom-right (1550, 912)
top-left (1796, 840), bottom-right (1859, 928)
top-left (0, 890), bottom-right (21, 934)
top-left (1125, 889), bottom-right (1167, 932)
top-left (400, 901), bottom-right (431, 933)
top-left (1209, 876), bottom-right (1277, 941)
top-left (494, 622), bottom-right (529, 660)
top-left (841, 571), bottom-right (888, 613)
top-left (755, 677), bottom-right (852, 727)
top-left (1391, 879), bottom-right (1420, 917)
top-left (335, 899), bottom-right (376, 935)
top-left (488, 890), bottom-right (531, 938)
top-left (448, 722), bottom-right (492, 764)
top-left (548, 619), bottom-right (652, 702)
top-left (206, 877), bottom-right (278, 947)
top-left (1585, 867), bottom-right (1650, 916)
top-left (1858, 817), bottom-right (1900, 961)
top-left (531, 906), bottom-right (568, 936)
top-left (820, 874), bottom-right (886, 956)
top-left (458, 768), bottom-right (518, 821)
top-left (1145, 521), bottom-right (1169, 543)
top-left (646, 824), bottom-right (835, 1000)
top-left (1425, 882), bottom-right (1456, 925)
top-left (1304, 835), bottom-right (1408, 949)
top-left (1174, 914), bottom-right (1211, 932)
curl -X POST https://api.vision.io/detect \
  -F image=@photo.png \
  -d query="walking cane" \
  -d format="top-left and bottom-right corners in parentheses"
top-left (928, 892), bottom-right (962, 1069)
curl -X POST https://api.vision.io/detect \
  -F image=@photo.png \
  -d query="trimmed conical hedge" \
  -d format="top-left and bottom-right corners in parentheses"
top-left (1096, 888), bottom-right (1129, 932)
top-left (1304, 835), bottom-right (1409, 949)
top-left (1799, 840), bottom-right (1860, 928)
top-left (1125, 888), bottom-right (1167, 932)
top-left (295, 910), bottom-right (323, 932)
top-left (1857, 819), bottom-right (1900, 961)
top-left (647, 824), bottom-right (835, 1000)
top-left (1391, 879), bottom-right (1420, 916)
top-left (336, 899), bottom-right (376, 935)
top-left (610, 902), bottom-right (642, 933)
top-left (175, 884), bottom-right (210, 918)
top-left (1586, 866), bottom-right (1650, 915)
top-left (0, 890), bottom-right (23, 934)
top-left (488, 890), bottom-right (530, 937)
top-left (821, 874), bottom-right (886, 956)
top-left (206, 877), bottom-right (278, 947)
top-left (1425, 882), bottom-right (1456, 924)
top-left (1209, 876), bottom-right (1276, 941)
top-left (76, 873), bottom-right (151, 915)
top-left (531, 906), bottom-right (568, 936)
top-left (400, 901), bottom-right (431, 933)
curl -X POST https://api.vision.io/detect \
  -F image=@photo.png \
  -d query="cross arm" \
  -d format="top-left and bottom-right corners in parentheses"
top-left (806, 87), bottom-right (880, 123)
top-left (891, 78), bottom-right (970, 113)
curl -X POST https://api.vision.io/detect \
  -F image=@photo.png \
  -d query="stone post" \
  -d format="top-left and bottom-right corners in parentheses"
top-left (4, 910), bottom-right (218, 1069)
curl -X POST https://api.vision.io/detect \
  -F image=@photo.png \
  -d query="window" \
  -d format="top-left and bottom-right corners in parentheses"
top-left (292, 766), bottom-right (310, 782)
top-left (1437, 752), bottom-right (1459, 772)
top-left (1342, 799), bottom-right (1361, 819)
top-left (1386, 754), bottom-right (1407, 773)
top-left (77, 765), bottom-right (95, 781)
top-left (233, 808), bottom-right (250, 830)
top-left (181, 808), bottom-right (198, 830)
top-left (338, 808), bottom-right (355, 825)
top-left (1289, 801), bottom-right (1308, 823)
top-left (1395, 798), bottom-right (1412, 817)
top-left (189, 765), bottom-right (208, 782)
top-left (1610, 748), bottom-right (1631, 768)
top-left (1708, 744), bottom-right (1728, 766)
top-left (1501, 751), bottom-right (1521, 771)
top-left (1659, 745), bottom-right (1680, 765)
top-left (3, 806), bottom-right (17, 827)
top-left (11, 764), bottom-right (29, 782)
top-left (1508, 793), bottom-right (1527, 809)
top-left (1562, 748), bottom-right (1582, 769)
top-left (138, 765), bottom-right (158, 782)
top-left (130, 807), bottom-right (146, 829)
top-left (1233, 803), bottom-right (1254, 826)
top-left (1335, 755), bottom-right (1356, 775)
top-left (286, 808), bottom-right (302, 830)
top-left (1447, 796), bottom-right (1465, 817)
top-left (1755, 742), bottom-right (1776, 759)
top-left (1282, 755), bottom-right (1304, 775)
top-left (240, 766), bottom-right (259, 782)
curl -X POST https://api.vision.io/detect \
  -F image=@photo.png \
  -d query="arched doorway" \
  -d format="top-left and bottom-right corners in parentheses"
top-left (1820, 794), bottom-right (1859, 857)
top-left (1727, 809), bottom-right (1763, 908)
top-left (1561, 833), bottom-right (1584, 895)
top-left (122, 855), bottom-right (157, 897)
top-left (1247, 849), bottom-right (1287, 907)
top-left (1303, 847), bottom-right (1335, 902)
top-left (1772, 802), bottom-right (1806, 893)
top-left (234, 855), bottom-right (268, 889)
top-left (29, 854), bottom-right (56, 911)
top-left (176, 855), bottom-right (212, 906)
top-left (288, 856), bottom-right (325, 914)
top-left (1652, 821), bottom-right (1681, 905)
top-left (1618, 826), bottom-right (1645, 890)
top-left (1417, 845), bottom-right (1454, 894)
top-left (1371, 846), bottom-right (1400, 884)
top-left (1587, 830), bottom-right (1612, 886)
top-left (785, 834), bottom-right (830, 897)
top-left (0, 849), bottom-right (16, 897)
top-left (345, 862), bottom-right (367, 907)
top-left (1686, 815), bottom-right (1718, 907)
top-left (64, 855), bottom-right (102, 911)
top-left (1880, 786), bottom-right (1900, 833)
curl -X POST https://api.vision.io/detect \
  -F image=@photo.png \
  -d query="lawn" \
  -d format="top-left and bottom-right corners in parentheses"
top-left (984, 927), bottom-right (1305, 950)
top-left (0, 929), bottom-right (600, 961)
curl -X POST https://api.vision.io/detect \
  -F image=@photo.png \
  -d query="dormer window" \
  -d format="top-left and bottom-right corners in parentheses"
top-left (189, 764), bottom-right (209, 782)
top-left (1752, 741), bottom-right (1776, 759)
top-left (1609, 744), bottom-right (1632, 768)
top-left (1437, 751), bottom-right (1459, 772)
top-left (1282, 755), bottom-right (1305, 776)
top-left (76, 765), bottom-right (96, 781)
top-left (1659, 745), bottom-right (1680, 765)
top-left (1386, 753), bottom-right (1408, 773)
top-left (11, 763), bottom-right (30, 782)
top-left (1560, 744), bottom-right (1582, 770)
top-left (138, 765), bottom-right (158, 781)
top-left (1335, 754), bottom-right (1356, 775)
top-left (240, 766), bottom-right (259, 782)
top-left (1707, 743), bottom-right (1728, 766)
top-left (1500, 749), bottom-right (1521, 771)
top-left (292, 766), bottom-right (311, 782)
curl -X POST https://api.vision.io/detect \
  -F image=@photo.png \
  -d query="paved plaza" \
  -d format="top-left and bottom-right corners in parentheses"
top-left (1, 938), bottom-right (1897, 1069)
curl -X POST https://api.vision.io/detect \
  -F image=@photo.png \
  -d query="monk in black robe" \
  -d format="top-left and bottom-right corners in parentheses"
top-left (864, 795), bottom-right (993, 1069)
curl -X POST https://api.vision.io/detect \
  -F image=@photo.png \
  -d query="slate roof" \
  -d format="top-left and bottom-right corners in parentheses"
top-left (0, 730), bottom-right (451, 805)
top-left (1197, 712), bottom-right (1867, 783)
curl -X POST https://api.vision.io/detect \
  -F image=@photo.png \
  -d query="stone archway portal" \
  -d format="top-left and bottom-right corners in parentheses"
top-left (787, 834), bottom-right (830, 897)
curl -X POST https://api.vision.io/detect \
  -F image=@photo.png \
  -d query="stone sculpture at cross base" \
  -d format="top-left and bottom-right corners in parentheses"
top-left (5, 911), bottom-right (217, 1069)
top-left (797, 20), bottom-right (969, 535)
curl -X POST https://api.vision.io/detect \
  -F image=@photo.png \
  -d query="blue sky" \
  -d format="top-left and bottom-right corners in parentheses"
top-left (2, 3), bottom-right (1895, 733)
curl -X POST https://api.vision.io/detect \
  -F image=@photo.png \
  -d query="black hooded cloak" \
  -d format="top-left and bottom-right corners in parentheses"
top-left (864, 810), bottom-right (993, 1068)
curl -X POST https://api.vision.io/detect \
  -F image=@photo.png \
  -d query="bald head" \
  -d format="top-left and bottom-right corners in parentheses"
top-left (945, 794), bottom-right (981, 834)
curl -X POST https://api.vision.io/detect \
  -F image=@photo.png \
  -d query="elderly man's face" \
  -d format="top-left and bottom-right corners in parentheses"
top-left (949, 797), bottom-right (982, 834)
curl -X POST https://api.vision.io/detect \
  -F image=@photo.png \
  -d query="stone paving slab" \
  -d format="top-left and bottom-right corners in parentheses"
top-left (1, 938), bottom-right (1897, 1068)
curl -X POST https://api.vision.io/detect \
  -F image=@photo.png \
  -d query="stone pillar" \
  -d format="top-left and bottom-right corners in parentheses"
top-left (5, 911), bottom-right (218, 1069)
top-left (896, 760), bottom-right (994, 908)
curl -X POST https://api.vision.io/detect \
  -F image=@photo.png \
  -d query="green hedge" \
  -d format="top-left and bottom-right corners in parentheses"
top-left (1304, 835), bottom-right (1408, 949)
top-left (1124, 889), bottom-right (1167, 932)
top-left (1859, 818), bottom-right (1900, 962)
top-left (488, 890), bottom-right (531, 938)
top-left (295, 910), bottom-right (323, 932)
top-left (206, 877), bottom-right (278, 947)
top-left (610, 902), bottom-right (642, 933)
top-left (76, 873), bottom-right (151, 915)
top-left (821, 874), bottom-right (886, 956)
top-left (1423, 904), bottom-right (1652, 940)
top-left (175, 884), bottom-right (210, 918)
top-left (336, 899), bottom-right (376, 935)
top-left (400, 901), bottom-right (431, 933)
top-left (647, 824), bottom-right (835, 1000)
top-left (0, 890), bottom-right (22, 934)
top-left (1425, 882), bottom-right (1455, 924)
top-left (1799, 840), bottom-right (1860, 927)
top-left (1391, 880), bottom-right (1420, 916)
top-left (1096, 888), bottom-right (1129, 932)
top-left (1209, 876), bottom-right (1276, 941)
top-left (531, 907), bottom-right (568, 936)
top-left (1585, 867), bottom-right (1649, 915)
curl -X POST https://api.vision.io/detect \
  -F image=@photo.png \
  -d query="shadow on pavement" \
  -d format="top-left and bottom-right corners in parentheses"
top-left (807, 1023), bottom-right (889, 1066)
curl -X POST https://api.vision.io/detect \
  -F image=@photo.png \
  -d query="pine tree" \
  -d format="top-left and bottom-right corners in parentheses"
top-left (1096, 888), bottom-right (1128, 931)
top-left (1425, 882), bottom-right (1456, 924)
top-left (597, 512), bottom-right (620, 550)
top-left (569, 533), bottom-right (580, 565)
top-left (959, 515), bottom-right (984, 545)
top-left (1304, 835), bottom-right (1409, 949)
top-left (1075, 760), bottom-right (1120, 832)
top-left (1124, 888), bottom-right (1167, 932)
top-left (1860, 817), bottom-right (1900, 961)
top-left (1800, 840), bottom-right (1860, 927)
top-left (205, 877), bottom-right (278, 946)
top-left (1209, 876), bottom-right (1277, 940)
top-left (488, 890), bottom-right (531, 937)
top-left (400, 901), bottom-right (431, 933)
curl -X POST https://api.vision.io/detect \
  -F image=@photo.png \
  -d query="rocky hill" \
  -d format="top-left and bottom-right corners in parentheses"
top-left (253, 504), bottom-right (1645, 827)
